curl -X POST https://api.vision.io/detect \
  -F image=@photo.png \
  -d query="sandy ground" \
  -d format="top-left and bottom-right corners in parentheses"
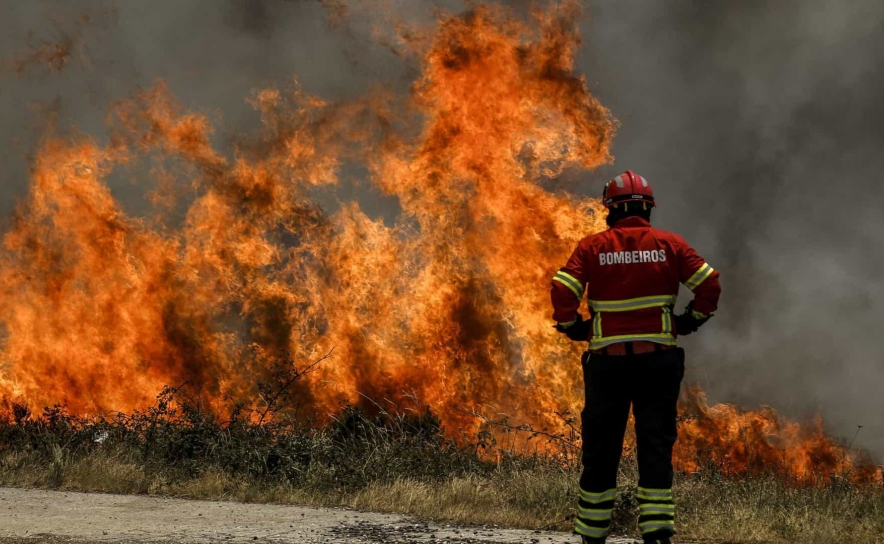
top-left (0, 487), bottom-right (640, 544)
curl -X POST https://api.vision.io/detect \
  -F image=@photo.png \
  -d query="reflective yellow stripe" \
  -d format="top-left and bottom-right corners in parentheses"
top-left (553, 271), bottom-right (584, 299)
top-left (588, 295), bottom-right (677, 312)
top-left (640, 519), bottom-right (675, 533)
top-left (637, 487), bottom-right (673, 500)
top-left (590, 334), bottom-right (676, 350)
top-left (574, 519), bottom-right (611, 538)
top-left (552, 276), bottom-right (581, 298)
top-left (685, 263), bottom-right (714, 291)
top-left (556, 271), bottom-right (583, 289)
top-left (588, 296), bottom-right (677, 347)
top-left (684, 263), bottom-right (710, 288)
top-left (579, 488), bottom-right (617, 502)
top-left (558, 319), bottom-right (577, 328)
top-left (639, 503), bottom-right (675, 514)
top-left (661, 307), bottom-right (672, 335)
top-left (577, 506), bottom-right (613, 520)
top-left (691, 309), bottom-right (708, 319)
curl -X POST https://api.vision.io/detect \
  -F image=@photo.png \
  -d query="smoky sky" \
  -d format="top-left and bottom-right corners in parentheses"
top-left (577, 0), bottom-right (884, 454)
top-left (2, 0), bottom-right (884, 452)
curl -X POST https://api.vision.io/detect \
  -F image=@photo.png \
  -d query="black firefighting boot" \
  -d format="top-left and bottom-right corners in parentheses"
top-left (580, 536), bottom-right (606, 544)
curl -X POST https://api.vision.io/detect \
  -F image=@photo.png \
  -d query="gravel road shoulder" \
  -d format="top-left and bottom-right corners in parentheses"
top-left (0, 487), bottom-right (617, 544)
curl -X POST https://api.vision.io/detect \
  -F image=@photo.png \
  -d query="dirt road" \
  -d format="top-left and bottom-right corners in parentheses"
top-left (0, 487), bottom-right (613, 544)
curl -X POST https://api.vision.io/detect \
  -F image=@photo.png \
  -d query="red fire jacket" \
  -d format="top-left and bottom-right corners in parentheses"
top-left (551, 216), bottom-right (721, 348)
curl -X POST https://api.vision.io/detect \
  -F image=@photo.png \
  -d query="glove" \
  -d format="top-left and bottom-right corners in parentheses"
top-left (554, 314), bottom-right (592, 342)
top-left (674, 301), bottom-right (711, 336)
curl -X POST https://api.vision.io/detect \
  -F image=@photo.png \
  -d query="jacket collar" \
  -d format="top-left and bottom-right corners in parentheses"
top-left (611, 216), bottom-right (651, 228)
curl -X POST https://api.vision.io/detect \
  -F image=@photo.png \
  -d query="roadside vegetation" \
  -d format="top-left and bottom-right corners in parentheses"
top-left (1, 380), bottom-right (882, 544)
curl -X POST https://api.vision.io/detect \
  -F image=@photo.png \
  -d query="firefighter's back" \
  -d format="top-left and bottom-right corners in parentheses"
top-left (580, 216), bottom-right (690, 349)
top-left (550, 170), bottom-right (721, 544)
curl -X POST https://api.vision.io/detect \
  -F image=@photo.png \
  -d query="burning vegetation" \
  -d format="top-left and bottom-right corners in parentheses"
top-left (0, 1), bottom-right (878, 485)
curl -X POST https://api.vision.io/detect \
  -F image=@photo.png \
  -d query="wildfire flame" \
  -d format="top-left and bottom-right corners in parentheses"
top-left (0, 1), bottom-right (877, 483)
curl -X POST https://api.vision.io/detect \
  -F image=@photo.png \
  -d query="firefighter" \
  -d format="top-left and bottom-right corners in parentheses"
top-left (550, 171), bottom-right (721, 544)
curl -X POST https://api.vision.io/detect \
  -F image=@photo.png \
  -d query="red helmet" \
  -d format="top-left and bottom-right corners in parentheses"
top-left (602, 170), bottom-right (655, 208)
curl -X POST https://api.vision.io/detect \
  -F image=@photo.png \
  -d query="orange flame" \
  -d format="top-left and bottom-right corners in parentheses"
top-left (675, 386), bottom-right (880, 483)
top-left (0, 1), bottom-right (877, 483)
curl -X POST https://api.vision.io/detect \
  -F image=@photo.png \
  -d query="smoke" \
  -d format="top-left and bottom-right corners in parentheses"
top-left (0, 0), bottom-right (409, 217)
top-left (1, 0), bottom-right (883, 453)
top-left (577, 0), bottom-right (884, 452)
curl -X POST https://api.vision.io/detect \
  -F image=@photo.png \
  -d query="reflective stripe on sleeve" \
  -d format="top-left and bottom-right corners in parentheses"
top-left (684, 263), bottom-right (714, 291)
top-left (553, 271), bottom-right (584, 299)
top-left (588, 295), bottom-right (677, 312)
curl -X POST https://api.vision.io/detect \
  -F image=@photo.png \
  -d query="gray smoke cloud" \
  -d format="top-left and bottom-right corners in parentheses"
top-left (579, 1), bottom-right (884, 453)
top-left (1, 0), bottom-right (883, 452)
top-left (0, 0), bottom-right (411, 216)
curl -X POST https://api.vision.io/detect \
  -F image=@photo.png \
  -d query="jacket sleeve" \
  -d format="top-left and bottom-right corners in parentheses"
top-left (550, 241), bottom-right (590, 325)
top-left (678, 241), bottom-right (721, 317)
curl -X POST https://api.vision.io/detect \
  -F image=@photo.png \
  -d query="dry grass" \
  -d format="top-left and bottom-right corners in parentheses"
top-left (348, 471), bottom-right (575, 528)
top-left (2, 446), bottom-right (883, 543)
top-left (675, 473), bottom-right (884, 543)
top-left (1, 391), bottom-right (881, 544)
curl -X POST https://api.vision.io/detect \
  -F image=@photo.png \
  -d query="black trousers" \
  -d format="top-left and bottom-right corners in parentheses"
top-left (578, 347), bottom-right (684, 541)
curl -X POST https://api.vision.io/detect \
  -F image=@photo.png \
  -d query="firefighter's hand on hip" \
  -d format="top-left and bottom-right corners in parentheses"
top-left (554, 314), bottom-right (592, 342)
top-left (674, 301), bottom-right (711, 336)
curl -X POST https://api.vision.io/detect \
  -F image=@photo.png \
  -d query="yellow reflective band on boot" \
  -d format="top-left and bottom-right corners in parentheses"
top-left (579, 488), bottom-right (617, 503)
top-left (639, 503), bottom-right (676, 515)
top-left (553, 271), bottom-right (584, 299)
top-left (577, 506), bottom-right (613, 521)
top-left (685, 263), bottom-right (714, 291)
top-left (636, 487), bottom-right (673, 501)
top-left (588, 295), bottom-right (677, 312)
top-left (574, 519), bottom-right (611, 539)
top-left (640, 519), bottom-right (675, 533)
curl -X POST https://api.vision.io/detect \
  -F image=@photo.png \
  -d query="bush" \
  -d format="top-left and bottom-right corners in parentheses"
top-left (1, 383), bottom-right (883, 542)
